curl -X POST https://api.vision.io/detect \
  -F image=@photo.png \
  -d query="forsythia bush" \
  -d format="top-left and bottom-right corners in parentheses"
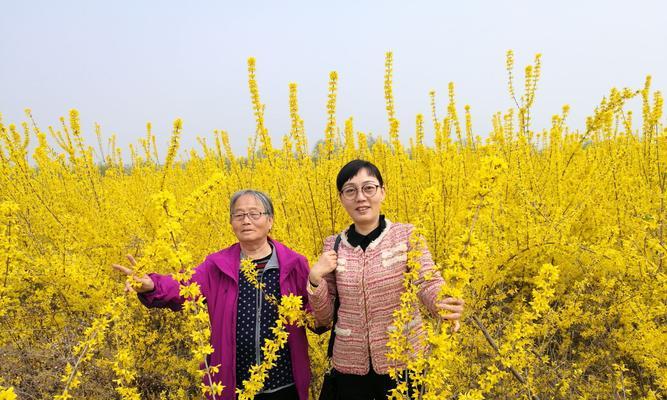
top-left (0, 52), bottom-right (665, 399)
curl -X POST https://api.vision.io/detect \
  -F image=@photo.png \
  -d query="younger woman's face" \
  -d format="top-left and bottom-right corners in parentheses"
top-left (339, 168), bottom-right (385, 227)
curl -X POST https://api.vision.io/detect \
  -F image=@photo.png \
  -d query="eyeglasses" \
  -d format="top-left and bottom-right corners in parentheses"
top-left (340, 184), bottom-right (381, 200)
top-left (231, 211), bottom-right (269, 221)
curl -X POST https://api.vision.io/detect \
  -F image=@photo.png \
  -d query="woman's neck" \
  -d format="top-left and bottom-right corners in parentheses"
top-left (354, 218), bottom-right (380, 236)
top-left (240, 240), bottom-right (272, 259)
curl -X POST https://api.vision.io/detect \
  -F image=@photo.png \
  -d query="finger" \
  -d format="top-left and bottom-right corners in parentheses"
top-left (124, 280), bottom-right (135, 293)
top-left (437, 300), bottom-right (464, 312)
top-left (451, 320), bottom-right (461, 333)
top-left (442, 297), bottom-right (465, 305)
top-left (112, 263), bottom-right (134, 276)
top-left (438, 303), bottom-right (464, 313)
top-left (440, 312), bottom-right (462, 321)
top-left (126, 254), bottom-right (138, 266)
top-left (440, 307), bottom-right (464, 316)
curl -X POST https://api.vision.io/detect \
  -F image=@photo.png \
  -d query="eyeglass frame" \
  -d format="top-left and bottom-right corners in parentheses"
top-left (339, 183), bottom-right (383, 200)
top-left (230, 210), bottom-right (270, 222)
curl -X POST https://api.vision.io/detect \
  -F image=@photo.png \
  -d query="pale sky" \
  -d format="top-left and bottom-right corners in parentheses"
top-left (1, 0), bottom-right (665, 157)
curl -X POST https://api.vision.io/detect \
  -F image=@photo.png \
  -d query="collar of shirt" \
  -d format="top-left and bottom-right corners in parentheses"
top-left (347, 215), bottom-right (387, 251)
top-left (250, 243), bottom-right (277, 269)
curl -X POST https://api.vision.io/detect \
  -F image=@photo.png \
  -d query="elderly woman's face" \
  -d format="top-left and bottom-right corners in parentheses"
top-left (230, 194), bottom-right (273, 244)
top-left (339, 168), bottom-right (385, 226)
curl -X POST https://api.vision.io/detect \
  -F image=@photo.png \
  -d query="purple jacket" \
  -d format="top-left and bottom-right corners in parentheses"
top-left (138, 239), bottom-right (312, 400)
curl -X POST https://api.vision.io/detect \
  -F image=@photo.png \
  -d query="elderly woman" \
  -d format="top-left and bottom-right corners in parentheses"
top-left (112, 190), bottom-right (310, 400)
top-left (308, 160), bottom-right (465, 400)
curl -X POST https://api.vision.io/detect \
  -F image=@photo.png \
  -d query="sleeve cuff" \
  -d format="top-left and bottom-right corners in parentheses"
top-left (307, 278), bottom-right (329, 303)
top-left (307, 280), bottom-right (317, 294)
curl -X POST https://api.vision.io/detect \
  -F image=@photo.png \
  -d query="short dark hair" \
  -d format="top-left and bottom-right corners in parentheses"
top-left (336, 159), bottom-right (384, 191)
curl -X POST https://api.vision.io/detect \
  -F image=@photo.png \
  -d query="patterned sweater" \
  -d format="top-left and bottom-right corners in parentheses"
top-left (308, 220), bottom-right (445, 375)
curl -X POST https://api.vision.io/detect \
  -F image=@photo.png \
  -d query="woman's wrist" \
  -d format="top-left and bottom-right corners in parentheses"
top-left (308, 273), bottom-right (321, 287)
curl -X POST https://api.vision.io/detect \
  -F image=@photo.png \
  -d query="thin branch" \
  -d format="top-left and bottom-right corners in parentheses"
top-left (471, 315), bottom-right (541, 400)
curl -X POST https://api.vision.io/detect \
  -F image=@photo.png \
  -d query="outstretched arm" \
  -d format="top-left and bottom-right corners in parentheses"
top-left (111, 254), bottom-right (211, 311)
top-left (410, 230), bottom-right (465, 332)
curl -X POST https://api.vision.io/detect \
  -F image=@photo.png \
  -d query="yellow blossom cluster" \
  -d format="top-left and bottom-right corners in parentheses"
top-left (0, 386), bottom-right (17, 400)
top-left (236, 294), bottom-right (308, 400)
top-left (0, 51), bottom-right (665, 399)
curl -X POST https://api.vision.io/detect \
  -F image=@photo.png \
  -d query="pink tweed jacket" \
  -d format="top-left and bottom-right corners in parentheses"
top-left (308, 220), bottom-right (445, 375)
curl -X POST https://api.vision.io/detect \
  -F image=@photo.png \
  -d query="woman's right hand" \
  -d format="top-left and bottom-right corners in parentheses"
top-left (308, 250), bottom-right (337, 287)
top-left (111, 254), bottom-right (155, 293)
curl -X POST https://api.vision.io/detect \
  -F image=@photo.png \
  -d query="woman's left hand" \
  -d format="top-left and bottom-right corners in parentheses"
top-left (436, 297), bottom-right (465, 332)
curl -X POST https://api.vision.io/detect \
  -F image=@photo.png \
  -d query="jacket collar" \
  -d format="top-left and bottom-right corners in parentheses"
top-left (208, 237), bottom-right (299, 284)
top-left (340, 218), bottom-right (393, 251)
top-left (263, 243), bottom-right (279, 271)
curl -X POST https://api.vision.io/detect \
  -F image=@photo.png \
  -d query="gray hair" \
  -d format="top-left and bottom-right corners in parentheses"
top-left (229, 189), bottom-right (275, 217)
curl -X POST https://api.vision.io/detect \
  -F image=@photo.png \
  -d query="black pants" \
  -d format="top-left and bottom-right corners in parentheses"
top-left (254, 384), bottom-right (298, 400)
top-left (335, 368), bottom-right (399, 400)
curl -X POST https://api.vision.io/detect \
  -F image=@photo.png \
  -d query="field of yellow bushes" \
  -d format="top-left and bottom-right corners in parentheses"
top-left (0, 52), bottom-right (665, 399)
